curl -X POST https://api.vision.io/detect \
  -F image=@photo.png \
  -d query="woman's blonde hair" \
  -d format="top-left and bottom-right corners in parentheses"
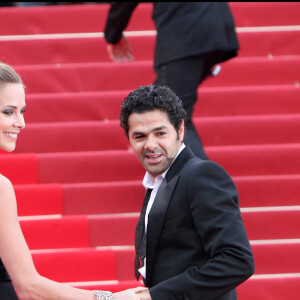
top-left (0, 62), bottom-right (23, 86)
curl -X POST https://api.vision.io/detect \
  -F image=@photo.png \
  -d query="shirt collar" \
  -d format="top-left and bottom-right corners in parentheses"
top-left (142, 143), bottom-right (186, 189)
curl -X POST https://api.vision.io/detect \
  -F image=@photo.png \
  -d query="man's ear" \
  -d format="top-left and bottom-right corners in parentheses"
top-left (178, 119), bottom-right (185, 142)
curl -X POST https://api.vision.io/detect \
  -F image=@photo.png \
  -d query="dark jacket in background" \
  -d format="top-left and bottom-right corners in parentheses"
top-left (104, 2), bottom-right (239, 69)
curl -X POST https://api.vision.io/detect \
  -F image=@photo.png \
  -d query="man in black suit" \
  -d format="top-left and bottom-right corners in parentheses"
top-left (105, 2), bottom-right (239, 160)
top-left (120, 85), bottom-right (254, 300)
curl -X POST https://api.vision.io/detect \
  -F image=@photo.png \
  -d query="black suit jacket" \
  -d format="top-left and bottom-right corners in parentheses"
top-left (135, 147), bottom-right (254, 300)
top-left (104, 2), bottom-right (239, 68)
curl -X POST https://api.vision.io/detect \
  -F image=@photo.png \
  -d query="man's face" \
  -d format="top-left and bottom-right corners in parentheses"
top-left (128, 109), bottom-right (184, 179)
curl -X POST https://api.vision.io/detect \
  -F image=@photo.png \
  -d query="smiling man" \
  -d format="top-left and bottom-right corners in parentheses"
top-left (128, 109), bottom-right (184, 178)
top-left (120, 85), bottom-right (254, 300)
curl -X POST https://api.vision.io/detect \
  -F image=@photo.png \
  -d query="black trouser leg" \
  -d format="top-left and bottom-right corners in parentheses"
top-left (154, 56), bottom-right (214, 160)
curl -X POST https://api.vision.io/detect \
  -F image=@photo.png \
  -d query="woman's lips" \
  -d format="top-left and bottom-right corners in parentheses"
top-left (4, 132), bottom-right (18, 141)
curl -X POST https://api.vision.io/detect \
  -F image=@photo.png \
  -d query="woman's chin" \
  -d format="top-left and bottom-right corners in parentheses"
top-left (1, 144), bottom-right (16, 152)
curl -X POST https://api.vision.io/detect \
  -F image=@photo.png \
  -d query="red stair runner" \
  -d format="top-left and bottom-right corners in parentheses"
top-left (0, 2), bottom-right (299, 299)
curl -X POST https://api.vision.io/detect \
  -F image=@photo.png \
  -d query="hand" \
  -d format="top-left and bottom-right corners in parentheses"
top-left (135, 289), bottom-right (152, 300)
top-left (107, 36), bottom-right (134, 62)
top-left (114, 287), bottom-right (148, 300)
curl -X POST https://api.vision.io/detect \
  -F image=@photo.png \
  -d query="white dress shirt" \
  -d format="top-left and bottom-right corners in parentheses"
top-left (139, 143), bottom-right (185, 278)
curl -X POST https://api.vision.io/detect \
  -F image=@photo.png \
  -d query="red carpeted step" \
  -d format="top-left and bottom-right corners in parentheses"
top-left (1, 30), bottom-right (299, 66)
top-left (15, 61), bottom-right (155, 94)
top-left (21, 215), bottom-right (90, 249)
top-left (194, 85), bottom-right (300, 118)
top-left (253, 243), bottom-right (300, 274)
top-left (62, 175), bottom-right (300, 215)
top-left (0, 3), bottom-right (299, 36)
top-left (30, 242), bottom-right (300, 282)
top-left (35, 144), bottom-right (300, 184)
top-left (88, 214), bottom-right (138, 247)
top-left (14, 56), bottom-right (300, 94)
top-left (15, 183), bottom-right (63, 216)
top-left (22, 210), bottom-right (300, 250)
top-left (37, 151), bottom-right (145, 184)
top-left (63, 181), bottom-right (144, 215)
top-left (23, 85), bottom-right (300, 123)
top-left (0, 3), bottom-right (153, 35)
top-left (229, 2), bottom-right (300, 27)
top-left (238, 30), bottom-right (300, 57)
top-left (237, 275), bottom-right (300, 300)
top-left (31, 248), bottom-right (117, 283)
top-left (235, 175), bottom-right (300, 208)
top-left (88, 211), bottom-right (300, 247)
top-left (14, 175), bottom-right (300, 217)
top-left (201, 56), bottom-right (300, 88)
top-left (114, 248), bottom-right (136, 281)
top-left (209, 144), bottom-right (300, 177)
top-left (25, 90), bottom-right (130, 123)
top-left (243, 210), bottom-right (300, 240)
top-left (16, 120), bottom-right (130, 153)
top-left (0, 36), bottom-right (155, 65)
top-left (14, 114), bottom-right (300, 153)
top-left (5, 145), bottom-right (299, 185)
top-left (197, 114), bottom-right (300, 147)
top-left (0, 153), bottom-right (38, 184)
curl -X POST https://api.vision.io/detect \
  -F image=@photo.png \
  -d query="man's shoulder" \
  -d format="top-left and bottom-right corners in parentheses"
top-left (180, 158), bottom-right (231, 180)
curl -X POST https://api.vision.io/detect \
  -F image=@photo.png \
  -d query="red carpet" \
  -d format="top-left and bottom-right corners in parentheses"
top-left (0, 3), bottom-right (299, 35)
top-left (1, 31), bottom-right (299, 65)
top-left (0, 2), bottom-right (299, 299)
top-left (20, 85), bottom-right (300, 123)
top-left (15, 175), bottom-right (300, 217)
top-left (13, 114), bottom-right (300, 153)
top-left (29, 242), bottom-right (300, 282)
top-left (20, 212), bottom-right (300, 250)
top-left (12, 56), bottom-right (300, 94)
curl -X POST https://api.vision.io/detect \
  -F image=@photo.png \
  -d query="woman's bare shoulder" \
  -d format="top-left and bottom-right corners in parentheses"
top-left (0, 174), bottom-right (14, 196)
top-left (0, 174), bottom-right (17, 220)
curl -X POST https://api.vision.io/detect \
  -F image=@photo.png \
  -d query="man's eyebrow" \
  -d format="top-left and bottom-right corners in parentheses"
top-left (131, 126), bottom-right (168, 136)
top-left (152, 126), bottom-right (167, 132)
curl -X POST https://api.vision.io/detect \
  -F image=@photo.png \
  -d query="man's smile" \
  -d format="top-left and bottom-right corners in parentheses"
top-left (144, 153), bottom-right (163, 164)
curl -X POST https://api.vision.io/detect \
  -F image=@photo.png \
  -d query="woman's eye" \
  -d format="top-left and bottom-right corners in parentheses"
top-left (2, 110), bottom-right (13, 116)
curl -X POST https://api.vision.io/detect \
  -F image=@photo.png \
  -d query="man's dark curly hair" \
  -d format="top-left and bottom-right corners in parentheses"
top-left (120, 85), bottom-right (187, 137)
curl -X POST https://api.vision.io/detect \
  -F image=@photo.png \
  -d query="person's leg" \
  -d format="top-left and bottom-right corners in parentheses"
top-left (154, 56), bottom-right (213, 159)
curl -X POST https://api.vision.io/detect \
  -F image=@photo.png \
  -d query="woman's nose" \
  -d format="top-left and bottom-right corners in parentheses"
top-left (14, 114), bottom-right (25, 129)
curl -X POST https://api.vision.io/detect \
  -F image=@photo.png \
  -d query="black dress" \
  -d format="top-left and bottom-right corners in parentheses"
top-left (0, 259), bottom-right (19, 299)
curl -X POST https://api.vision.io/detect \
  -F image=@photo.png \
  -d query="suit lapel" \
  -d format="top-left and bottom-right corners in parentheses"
top-left (145, 146), bottom-right (195, 281)
top-left (135, 188), bottom-right (152, 250)
top-left (134, 188), bottom-right (152, 279)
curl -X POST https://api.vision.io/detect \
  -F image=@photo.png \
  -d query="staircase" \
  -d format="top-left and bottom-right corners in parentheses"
top-left (0, 2), bottom-right (299, 299)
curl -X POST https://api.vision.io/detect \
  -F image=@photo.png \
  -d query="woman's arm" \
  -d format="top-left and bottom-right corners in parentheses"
top-left (0, 175), bottom-right (143, 300)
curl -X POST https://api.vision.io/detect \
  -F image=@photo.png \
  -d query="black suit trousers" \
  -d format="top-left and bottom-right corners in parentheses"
top-left (154, 54), bottom-right (217, 160)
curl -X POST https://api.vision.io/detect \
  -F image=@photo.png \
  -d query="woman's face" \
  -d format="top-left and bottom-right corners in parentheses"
top-left (0, 83), bottom-right (26, 152)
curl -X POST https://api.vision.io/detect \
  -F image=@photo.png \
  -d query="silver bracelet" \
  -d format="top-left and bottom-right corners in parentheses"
top-left (93, 290), bottom-right (115, 300)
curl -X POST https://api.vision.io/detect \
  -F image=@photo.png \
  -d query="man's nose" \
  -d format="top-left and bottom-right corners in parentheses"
top-left (144, 136), bottom-right (157, 150)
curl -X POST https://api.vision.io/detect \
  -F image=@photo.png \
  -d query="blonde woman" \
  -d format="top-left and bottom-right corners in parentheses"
top-left (0, 62), bottom-right (146, 300)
